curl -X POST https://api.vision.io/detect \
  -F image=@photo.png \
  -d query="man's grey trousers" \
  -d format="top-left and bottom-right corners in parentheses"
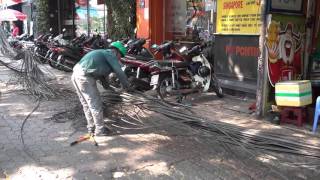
top-left (71, 65), bottom-right (104, 134)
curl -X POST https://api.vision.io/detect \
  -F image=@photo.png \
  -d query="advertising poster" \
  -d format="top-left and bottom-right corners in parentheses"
top-left (216, 0), bottom-right (261, 34)
top-left (265, 14), bottom-right (305, 86)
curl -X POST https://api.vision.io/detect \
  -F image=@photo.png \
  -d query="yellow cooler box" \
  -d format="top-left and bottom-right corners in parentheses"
top-left (275, 80), bottom-right (312, 107)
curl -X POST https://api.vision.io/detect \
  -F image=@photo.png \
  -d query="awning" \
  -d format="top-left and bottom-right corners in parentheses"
top-left (0, 0), bottom-right (22, 7)
top-left (0, 8), bottom-right (27, 21)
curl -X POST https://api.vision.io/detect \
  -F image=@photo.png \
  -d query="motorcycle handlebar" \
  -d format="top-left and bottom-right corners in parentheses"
top-left (157, 41), bottom-right (173, 51)
top-left (130, 39), bottom-right (146, 48)
top-left (186, 43), bottom-right (207, 56)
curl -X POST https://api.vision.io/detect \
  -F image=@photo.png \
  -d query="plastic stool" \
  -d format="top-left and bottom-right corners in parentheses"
top-left (312, 97), bottom-right (320, 133)
top-left (280, 106), bottom-right (306, 127)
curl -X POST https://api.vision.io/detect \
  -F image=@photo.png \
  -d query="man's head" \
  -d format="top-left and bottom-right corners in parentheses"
top-left (110, 41), bottom-right (127, 58)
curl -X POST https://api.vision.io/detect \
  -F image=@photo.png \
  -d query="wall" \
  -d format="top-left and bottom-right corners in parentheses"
top-left (136, 0), bottom-right (165, 47)
top-left (136, 0), bottom-right (150, 42)
top-left (214, 0), bottom-right (261, 95)
top-left (215, 35), bottom-right (259, 94)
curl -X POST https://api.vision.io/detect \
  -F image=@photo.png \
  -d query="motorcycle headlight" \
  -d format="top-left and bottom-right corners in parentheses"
top-left (198, 66), bottom-right (211, 77)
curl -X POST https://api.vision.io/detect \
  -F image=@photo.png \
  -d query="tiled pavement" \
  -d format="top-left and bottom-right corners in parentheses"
top-left (1, 64), bottom-right (320, 180)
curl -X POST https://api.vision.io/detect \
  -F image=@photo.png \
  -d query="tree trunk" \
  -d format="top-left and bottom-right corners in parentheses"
top-left (256, 0), bottom-right (268, 118)
top-left (106, 1), bottom-right (113, 38)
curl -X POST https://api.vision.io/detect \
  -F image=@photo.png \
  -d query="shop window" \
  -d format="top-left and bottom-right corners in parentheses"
top-left (74, 0), bottom-right (106, 36)
top-left (75, 0), bottom-right (89, 35)
top-left (89, 0), bottom-right (106, 35)
top-left (165, 0), bottom-right (216, 42)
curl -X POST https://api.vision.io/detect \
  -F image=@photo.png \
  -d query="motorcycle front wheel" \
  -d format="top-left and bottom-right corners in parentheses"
top-left (156, 74), bottom-right (180, 101)
top-left (211, 73), bottom-right (223, 98)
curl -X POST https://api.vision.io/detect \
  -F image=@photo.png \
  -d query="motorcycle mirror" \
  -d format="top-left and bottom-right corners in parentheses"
top-left (179, 46), bottom-right (188, 54)
top-left (62, 28), bottom-right (66, 33)
top-left (151, 44), bottom-right (158, 49)
top-left (49, 27), bottom-right (53, 32)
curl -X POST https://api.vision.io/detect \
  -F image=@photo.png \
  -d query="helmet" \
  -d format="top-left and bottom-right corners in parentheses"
top-left (110, 41), bottom-right (127, 57)
top-left (198, 66), bottom-right (210, 77)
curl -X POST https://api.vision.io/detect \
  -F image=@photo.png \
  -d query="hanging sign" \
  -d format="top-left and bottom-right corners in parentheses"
top-left (270, 0), bottom-right (303, 13)
top-left (216, 0), bottom-right (261, 34)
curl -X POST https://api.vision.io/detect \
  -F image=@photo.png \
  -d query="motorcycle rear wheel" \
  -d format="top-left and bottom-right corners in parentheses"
top-left (58, 55), bottom-right (75, 72)
top-left (48, 52), bottom-right (60, 69)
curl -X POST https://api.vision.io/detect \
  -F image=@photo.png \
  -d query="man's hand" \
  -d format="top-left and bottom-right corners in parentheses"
top-left (124, 86), bottom-right (135, 93)
top-left (121, 82), bottom-right (135, 93)
top-left (99, 77), bottom-right (110, 90)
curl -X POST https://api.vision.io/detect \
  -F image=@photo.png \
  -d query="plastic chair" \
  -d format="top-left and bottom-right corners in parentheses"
top-left (313, 96), bottom-right (320, 133)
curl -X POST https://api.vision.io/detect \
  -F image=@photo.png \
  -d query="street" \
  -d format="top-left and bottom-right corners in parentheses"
top-left (0, 0), bottom-right (320, 179)
top-left (0, 63), bottom-right (319, 180)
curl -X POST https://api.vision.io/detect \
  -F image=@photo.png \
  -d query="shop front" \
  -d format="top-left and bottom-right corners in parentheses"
top-left (136, 0), bottom-right (216, 47)
top-left (216, 0), bottom-right (320, 119)
top-left (138, 0), bottom-right (320, 118)
top-left (0, 0), bottom-right (29, 35)
top-left (216, 0), bottom-right (311, 116)
top-left (215, 0), bottom-right (261, 95)
top-left (47, 0), bottom-right (106, 38)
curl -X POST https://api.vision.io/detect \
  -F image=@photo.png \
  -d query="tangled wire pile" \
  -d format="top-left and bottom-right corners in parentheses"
top-left (102, 91), bottom-right (320, 165)
top-left (0, 26), bottom-right (58, 99)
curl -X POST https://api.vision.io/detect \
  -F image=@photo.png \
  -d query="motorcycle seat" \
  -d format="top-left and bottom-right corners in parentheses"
top-left (158, 60), bottom-right (189, 68)
top-left (125, 55), bottom-right (153, 61)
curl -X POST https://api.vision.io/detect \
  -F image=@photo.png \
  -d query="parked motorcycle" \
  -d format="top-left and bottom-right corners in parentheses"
top-left (48, 33), bottom-right (111, 72)
top-left (149, 43), bottom-right (223, 100)
top-left (33, 28), bottom-right (55, 61)
top-left (126, 38), bottom-right (154, 60)
top-left (110, 41), bottom-right (179, 90)
top-left (9, 33), bottom-right (34, 50)
top-left (47, 32), bottom-right (86, 71)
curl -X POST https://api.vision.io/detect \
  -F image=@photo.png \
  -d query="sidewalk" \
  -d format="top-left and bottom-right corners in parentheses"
top-left (0, 63), bottom-right (319, 180)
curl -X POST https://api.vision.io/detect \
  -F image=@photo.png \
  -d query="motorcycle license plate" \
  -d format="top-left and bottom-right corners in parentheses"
top-left (150, 74), bottom-right (159, 85)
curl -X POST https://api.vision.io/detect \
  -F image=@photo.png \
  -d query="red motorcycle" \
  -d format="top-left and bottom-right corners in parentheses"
top-left (111, 41), bottom-right (195, 91)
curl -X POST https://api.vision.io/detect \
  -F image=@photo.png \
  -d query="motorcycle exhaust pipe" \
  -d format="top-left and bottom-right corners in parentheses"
top-left (168, 88), bottom-right (200, 95)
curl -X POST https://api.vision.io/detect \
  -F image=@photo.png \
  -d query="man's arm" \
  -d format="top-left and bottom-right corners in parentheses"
top-left (103, 53), bottom-right (130, 88)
